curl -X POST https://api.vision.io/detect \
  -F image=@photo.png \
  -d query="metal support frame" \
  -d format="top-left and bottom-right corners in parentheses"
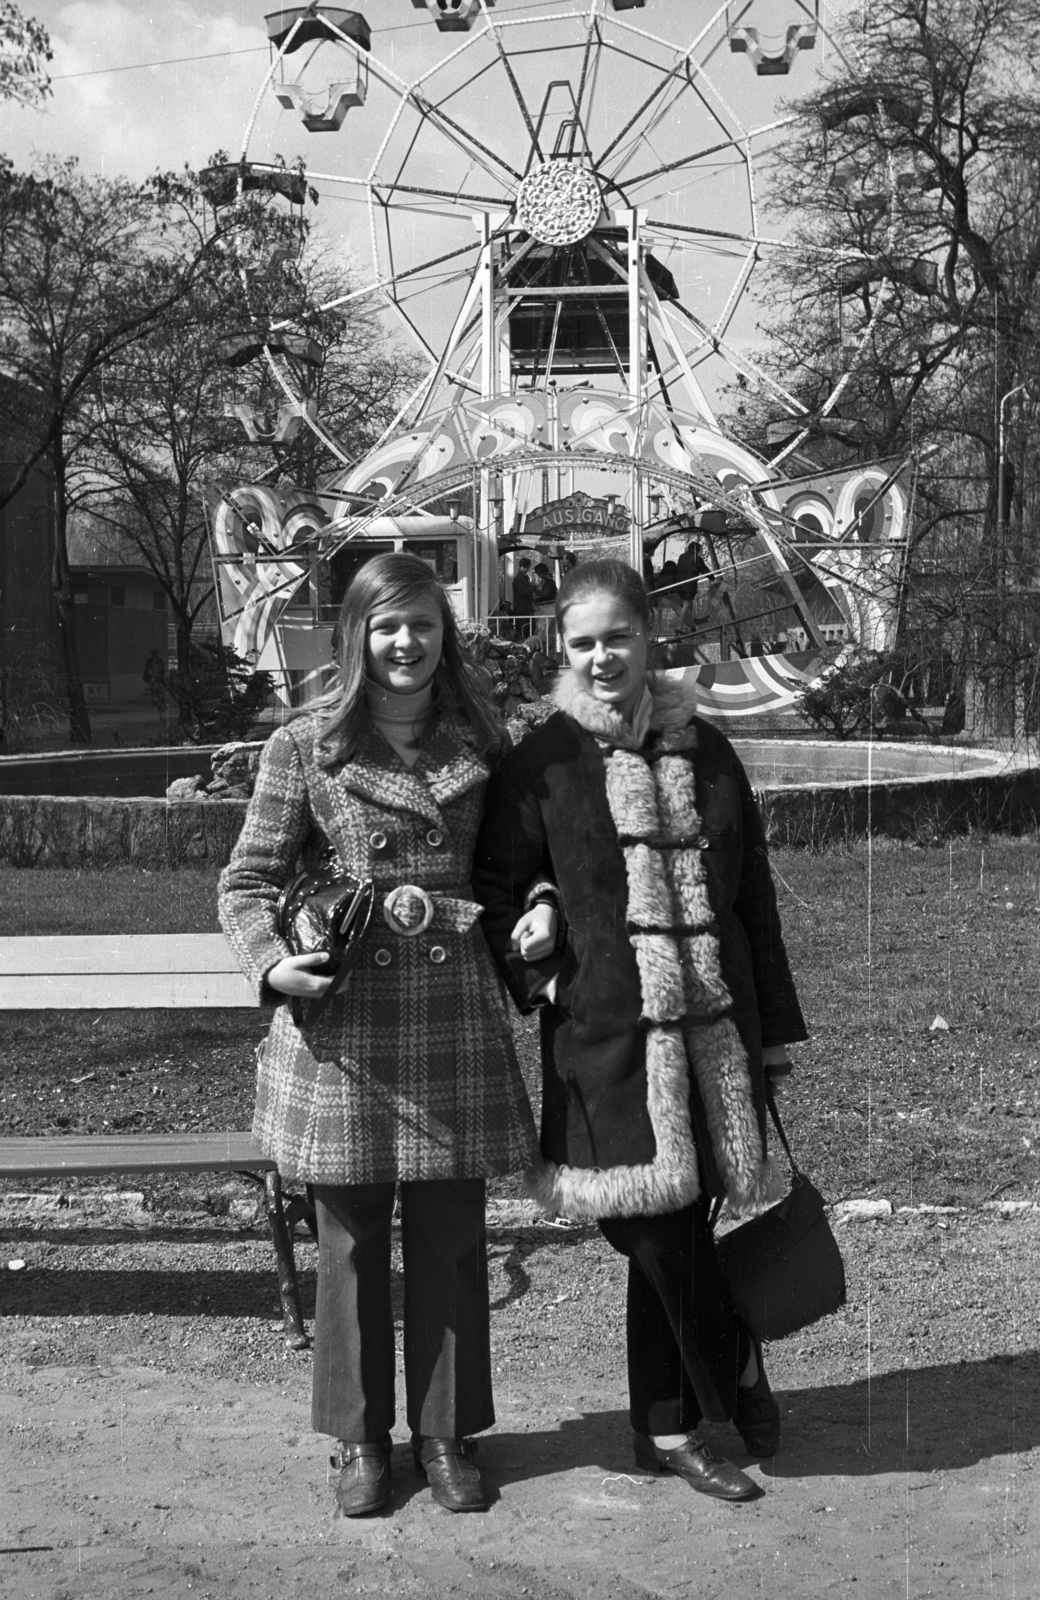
top-left (239, 1168), bottom-right (316, 1349)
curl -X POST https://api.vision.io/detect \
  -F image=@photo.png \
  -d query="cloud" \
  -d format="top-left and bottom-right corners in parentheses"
top-left (0, 1), bottom-right (268, 178)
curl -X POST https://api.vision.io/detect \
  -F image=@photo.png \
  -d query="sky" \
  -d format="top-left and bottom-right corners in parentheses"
top-left (0, 1), bottom-right (275, 178)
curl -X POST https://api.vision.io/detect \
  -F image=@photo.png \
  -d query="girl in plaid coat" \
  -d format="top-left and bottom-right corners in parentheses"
top-left (219, 553), bottom-right (539, 1517)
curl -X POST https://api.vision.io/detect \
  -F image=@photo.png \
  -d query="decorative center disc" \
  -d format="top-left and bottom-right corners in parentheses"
top-left (514, 160), bottom-right (601, 246)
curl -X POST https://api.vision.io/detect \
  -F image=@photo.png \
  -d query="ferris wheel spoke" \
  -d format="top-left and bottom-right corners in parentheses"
top-left (613, 127), bottom-right (753, 196)
top-left (595, 61), bottom-right (686, 175)
top-left (645, 219), bottom-right (792, 250)
top-left (711, 244), bottom-right (759, 344)
top-left (666, 300), bottom-right (811, 417)
top-left (408, 89), bottom-right (522, 185)
top-left (370, 178), bottom-right (511, 209)
top-left (479, 8), bottom-right (545, 166)
top-left (605, 70), bottom-right (706, 188)
top-left (363, 39), bottom-right (524, 189)
top-left (573, 8), bottom-right (602, 133)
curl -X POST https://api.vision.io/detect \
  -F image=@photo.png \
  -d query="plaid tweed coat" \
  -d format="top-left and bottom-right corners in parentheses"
top-left (218, 711), bottom-right (538, 1186)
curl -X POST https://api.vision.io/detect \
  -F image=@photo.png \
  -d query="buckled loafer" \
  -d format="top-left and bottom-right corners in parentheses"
top-left (330, 1435), bottom-right (392, 1516)
top-left (412, 1435), bottom-right (487, 1512)
top-left (633, 1432), bottom-right (760, 1502)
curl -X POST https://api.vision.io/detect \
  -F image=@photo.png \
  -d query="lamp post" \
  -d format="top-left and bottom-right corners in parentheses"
top-left (996, 383), bottom-right (1028, 737)
top-left (997, 383), bottom-right (1028, 581)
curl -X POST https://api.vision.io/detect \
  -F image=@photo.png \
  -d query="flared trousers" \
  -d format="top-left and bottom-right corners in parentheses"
top-left (310, 1178), bottom-right (494, 1443)
top-left (599, 1195), bottom-right (747, 1435)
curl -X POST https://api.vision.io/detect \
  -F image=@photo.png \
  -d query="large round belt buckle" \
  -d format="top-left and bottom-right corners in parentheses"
top-left (383, 884), bottom-right (435, 937)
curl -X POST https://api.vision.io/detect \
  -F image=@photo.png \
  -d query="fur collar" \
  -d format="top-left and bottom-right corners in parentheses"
top-left (552, 670), bottom-right (698, 752)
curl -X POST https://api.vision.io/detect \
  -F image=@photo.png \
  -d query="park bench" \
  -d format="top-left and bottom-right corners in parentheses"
top-left (0, 934), bottom-right (314, 1348)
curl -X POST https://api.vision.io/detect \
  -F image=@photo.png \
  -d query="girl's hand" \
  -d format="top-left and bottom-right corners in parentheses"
top-left (762, 1044), bottom-right (791, 1092)
top-left (266, 952), bottom-right (335, 998)
top-left (510, 904), bottom-right (557, 962)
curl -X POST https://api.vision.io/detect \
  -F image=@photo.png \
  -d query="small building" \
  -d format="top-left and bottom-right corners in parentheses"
top-left (0, 457), bottom-right (56, 652)
top-left (68, 564), bottom-right (169, 707)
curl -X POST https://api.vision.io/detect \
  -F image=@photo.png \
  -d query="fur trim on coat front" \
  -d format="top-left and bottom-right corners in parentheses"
top-left (526, 671), bottom-right (786, 1220)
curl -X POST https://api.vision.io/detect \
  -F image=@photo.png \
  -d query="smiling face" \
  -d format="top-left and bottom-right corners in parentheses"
top-left (365, 594), bottom-right (445, 695)
top-left (560, 591), bottom-right (649, 722)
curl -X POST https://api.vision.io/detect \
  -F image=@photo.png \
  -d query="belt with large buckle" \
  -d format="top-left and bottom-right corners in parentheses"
top-left (382, 885), bottom-right (482, 937)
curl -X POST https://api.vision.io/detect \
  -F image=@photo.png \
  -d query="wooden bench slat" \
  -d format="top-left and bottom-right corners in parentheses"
top-left (0, 1131), bottom-right (275, 1178)
top-left (0, 934), bottom-right (243, 975)
top-left (0, 973), bottom-right (258, 1008)
top-left (0, 933), bottom-right (259, 1008)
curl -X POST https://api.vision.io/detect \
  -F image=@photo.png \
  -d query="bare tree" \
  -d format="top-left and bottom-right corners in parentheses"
top-left (0, 158), bottom-right (243, 739)
top-left (85, 198), bottom-right (423, 673)
top-left (0, 0), bottom-right (49, 109)
top-left (735, 0), bottom-right (1040, 732)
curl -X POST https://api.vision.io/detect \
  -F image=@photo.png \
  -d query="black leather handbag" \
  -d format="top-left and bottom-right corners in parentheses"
top-left (276, 865), bottom-right (375, 1022)
top-left (713, 1086), bottom-right (846, 1341)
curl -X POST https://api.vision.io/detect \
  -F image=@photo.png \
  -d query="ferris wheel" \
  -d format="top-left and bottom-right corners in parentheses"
top-left (209, 0), bottom-right (911, 689)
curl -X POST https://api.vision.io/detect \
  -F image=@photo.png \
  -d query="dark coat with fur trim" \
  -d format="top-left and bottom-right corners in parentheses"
top-left (472, 674), bottom-right (807, 1221)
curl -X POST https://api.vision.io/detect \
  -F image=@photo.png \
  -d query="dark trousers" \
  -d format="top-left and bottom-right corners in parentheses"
top-left (310, 1178), bottom-right (494, 1443)
top-left (599, 1197), bottom-right (747, 1435)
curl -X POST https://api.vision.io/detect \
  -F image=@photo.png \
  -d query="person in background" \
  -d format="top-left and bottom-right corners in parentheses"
top-left (511, 557), bottom-right (535, 639)
top-left (653, 559), bottom-right (681, 634)
top-left (674, 539), bottom-right (710, 634)
top-left (143, 648), bottom-right (167, 715)
top-left (219, 553), bottom-right (538, 1519)
top-left (473, 557), bottom-right (807, 1506)
top-left (532, 562), bottom-right (558, 609)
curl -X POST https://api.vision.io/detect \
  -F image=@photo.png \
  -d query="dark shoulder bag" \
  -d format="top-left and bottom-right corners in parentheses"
top-left (712, 1085), bottom-right (846, 1341)
top-left (276, 865), bottom-right (374, 1025)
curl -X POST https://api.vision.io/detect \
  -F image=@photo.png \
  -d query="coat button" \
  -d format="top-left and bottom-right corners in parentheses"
top-left (369, 830), bottom-right (388, 851)
top-left (425, 827), bottom-right (444, 848)
top-left (374, 948), bottom-right (392, 967)
top-left (429, 945), bottom-right (447, 964)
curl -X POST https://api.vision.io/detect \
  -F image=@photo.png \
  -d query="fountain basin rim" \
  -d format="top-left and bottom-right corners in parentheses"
top-left (730, 738), bottom-right (1031, 792)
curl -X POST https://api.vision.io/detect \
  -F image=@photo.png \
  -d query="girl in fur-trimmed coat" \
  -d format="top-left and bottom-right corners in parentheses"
top-left (473, 558), bottom-right (808, 1504)
top-left (219, 553), bottom-right (537, 1519)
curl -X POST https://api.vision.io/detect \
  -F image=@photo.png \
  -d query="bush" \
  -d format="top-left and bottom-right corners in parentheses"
top-left (166, 642), bottom-right (273, 744)
top-left (797, 648), bottom-right (919, 740)
top-left (0, 640), bottom-right (65, 751)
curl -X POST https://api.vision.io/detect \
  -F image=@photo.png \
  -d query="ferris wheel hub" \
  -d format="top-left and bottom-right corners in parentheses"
top-left (514, 160), bottom-right (601, 247)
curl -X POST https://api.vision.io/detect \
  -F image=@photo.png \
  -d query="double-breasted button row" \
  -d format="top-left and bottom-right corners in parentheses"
top-left (372, 944), bottom-right (450, 967)
top-left (369, 827), bottom-right (445, 852)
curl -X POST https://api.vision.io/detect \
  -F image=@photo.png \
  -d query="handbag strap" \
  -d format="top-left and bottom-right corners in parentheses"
top-left (765, 1079), bottom-right (801, 1179)
top-left (707, 1079), bottom-right (800, 1232)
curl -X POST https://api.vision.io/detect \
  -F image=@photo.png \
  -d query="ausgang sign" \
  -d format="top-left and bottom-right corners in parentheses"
top-left (523, 490), bottom-right (631, 540)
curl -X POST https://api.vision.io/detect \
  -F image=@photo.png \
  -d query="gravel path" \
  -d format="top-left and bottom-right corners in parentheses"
top-left (2, 1199), bottom-right (1039, 1599)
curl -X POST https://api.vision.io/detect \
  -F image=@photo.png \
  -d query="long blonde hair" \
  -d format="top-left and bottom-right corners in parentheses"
top-left (311, 551), bottom-right (504, 767)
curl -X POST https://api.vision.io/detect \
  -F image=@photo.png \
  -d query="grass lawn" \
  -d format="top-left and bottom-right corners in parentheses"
top-left (2, 839), bottom-right (1039, 1206)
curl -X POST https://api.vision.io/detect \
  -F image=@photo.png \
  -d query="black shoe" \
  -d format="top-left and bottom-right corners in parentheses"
top-left (734, 1336), bottom-right (781, 1458)
top-left (330, 1435), bottom-right (392, 1516)
top-left (632, 1432), bottom-right (760, 1502)
top-left (412, 1435), bottom-right (487, 1512)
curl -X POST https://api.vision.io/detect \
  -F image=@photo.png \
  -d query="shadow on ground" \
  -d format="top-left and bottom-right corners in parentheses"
top-left (461, 1351), bottom-right (1040, 1489)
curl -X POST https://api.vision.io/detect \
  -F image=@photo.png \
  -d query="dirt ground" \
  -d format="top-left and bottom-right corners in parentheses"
top-left (2, 1197), bottom-right (1039, 1600)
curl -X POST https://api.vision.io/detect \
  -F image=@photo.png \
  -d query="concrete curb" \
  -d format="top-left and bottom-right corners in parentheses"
top-left (1, 1190), bottom-right (1037, 1226)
